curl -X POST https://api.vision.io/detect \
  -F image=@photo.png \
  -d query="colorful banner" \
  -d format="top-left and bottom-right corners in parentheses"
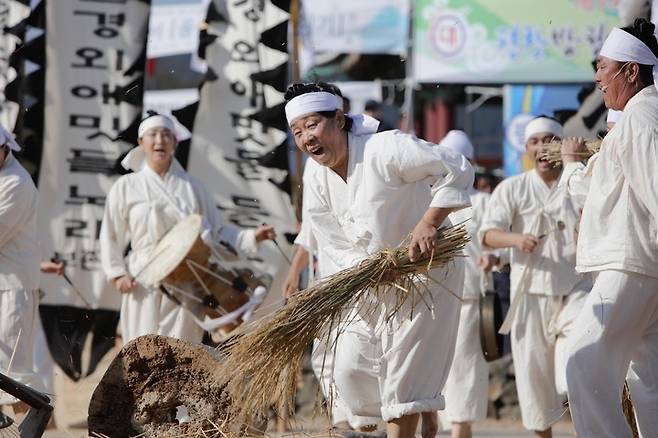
top-left (38, 0), bottom-right (149, 310)
top-left (414, 0), bottom-right (620, 83)
top-left (300, 0), bottom-right (409, 55)
top-left (503, 85), bottom-right (582, 176)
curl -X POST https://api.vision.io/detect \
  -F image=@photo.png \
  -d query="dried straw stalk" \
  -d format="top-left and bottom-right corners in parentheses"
top-left (218, 225), bottom-right (469, 425)
top-left (542, 138), bottom-right (602, 165)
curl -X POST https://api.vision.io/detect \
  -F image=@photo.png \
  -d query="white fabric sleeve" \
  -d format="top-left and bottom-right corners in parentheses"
top-left (478, 179), bottom-right (516, 249)
top-left (558, 161), bottom-right (590, 202)
top-left (99, 184), bottom-right (130, 280)
top-left (0, 176), bottom-right (30, 248)
top-left (196, 181), bottom-right (260, 256)
top-left (618, 127), bottom-right (658, 228)
top-left (385, 131), bottom-right (473, 210)
top-left (306, 180), bottom-right (369, 271)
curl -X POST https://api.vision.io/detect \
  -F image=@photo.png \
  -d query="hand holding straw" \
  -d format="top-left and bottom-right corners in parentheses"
top-left (216, 224), bottom-right (469, 426)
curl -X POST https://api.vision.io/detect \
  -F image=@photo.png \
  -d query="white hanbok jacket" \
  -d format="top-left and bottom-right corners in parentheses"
top-left (561, 86), bottom-right (658, 279)
top-left (303, 130), bottom-right (473, 272)
top-left (479, 169), bottom-right (587, 297)
top-left (0, 152), bottom-right (40, 292)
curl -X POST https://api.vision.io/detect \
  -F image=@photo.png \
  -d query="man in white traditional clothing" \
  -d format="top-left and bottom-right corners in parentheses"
top-left (285, 82), bottom-right (473, 438)
top-left (561, 19), bottom-right (658, 437)
top-left (283, 86), bottom-right (380, 431)
top-left (439, 130), bottom-right (494, 438)
top-left (0, 126), bottom-right (45, 418)
top-left (480, 116), bottom-right (590, 437)
top-left (100, 114), bottom-right (275, 345)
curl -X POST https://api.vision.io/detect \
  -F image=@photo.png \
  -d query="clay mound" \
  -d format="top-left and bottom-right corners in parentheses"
top-left (88, 335), bottom-right (231, 438)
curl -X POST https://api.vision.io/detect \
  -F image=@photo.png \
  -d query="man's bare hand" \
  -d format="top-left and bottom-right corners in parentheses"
top-left (409, 219), bottom-right (438, 262)
top-left (561, 137), bottom-right (586, 164)
top-left (515, 234), bottom-right (539, 253)
top-left (477, 254), bottom-right (500, 272)
top-left (40, 261), bottom-right (65, 276)
top-left (255, 224), bottom-right (276, 243)
top-left (113, 275), bottom-right (137, 294)
top-left (282, 270), bottom-right (299, 300)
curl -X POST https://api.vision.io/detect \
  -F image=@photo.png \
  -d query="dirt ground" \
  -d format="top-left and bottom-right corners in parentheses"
top-left (34, 339), bottom-right (575, 438)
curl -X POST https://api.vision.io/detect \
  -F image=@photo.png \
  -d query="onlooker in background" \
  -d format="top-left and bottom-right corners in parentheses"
top-left (480, 116), bottom-right (591, 438)
top-left (440, 130), bottom-right (496, 438)
top-left (0, 125), bottom-right (45, 420)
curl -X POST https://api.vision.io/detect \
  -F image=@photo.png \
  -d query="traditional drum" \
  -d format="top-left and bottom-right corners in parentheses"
top-left (136, 214), bottom-right (268, 335)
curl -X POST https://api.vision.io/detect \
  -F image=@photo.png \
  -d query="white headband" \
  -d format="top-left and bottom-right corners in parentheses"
top-left (600, 27), bottom-right (658, 90)
top-left (441, 130), bottom-right (474, 160)
top-left (138, 115), bottom-right (176, 138)
top-left (285, 92), bottom-right (343, 125)
top-left (0, 125), bottom-right (20, 151)
top-left (524, 117), bottom-right (563, 143)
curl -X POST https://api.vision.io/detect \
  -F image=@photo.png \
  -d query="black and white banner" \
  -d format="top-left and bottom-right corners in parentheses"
top-left (186, 0), bottom-right (295, 309)
top-left (38, 0), bottom-right (149, 310)
top-left (0, 1), bottom-right (30, 130)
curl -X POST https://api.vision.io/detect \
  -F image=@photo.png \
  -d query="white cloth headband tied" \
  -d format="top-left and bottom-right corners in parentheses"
top-left (285, 91), bottom-right (380, 135)
top-left (600, 27), bottom-right (658, 91)
top-left (138, 115), bottom-right (177, 138)
top-left (0, 124), bottom-right (21, 151)
top-left (524, 117), bottom-right (563, 143)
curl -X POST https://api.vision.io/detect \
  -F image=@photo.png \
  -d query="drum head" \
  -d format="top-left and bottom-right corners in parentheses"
top-left (479, 291), bottom-right (504, 362)
top-left (138, 215), bottom-right (206, 287)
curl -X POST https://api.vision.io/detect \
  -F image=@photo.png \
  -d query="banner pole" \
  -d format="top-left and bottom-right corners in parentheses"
top-left (290, 0), bottom-right (304, 222)
top-left (402, 0), bottom-right (416, 133)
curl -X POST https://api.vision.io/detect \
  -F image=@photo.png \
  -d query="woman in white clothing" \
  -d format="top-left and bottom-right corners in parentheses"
top-left (100, 114), bottom-right (274, 345)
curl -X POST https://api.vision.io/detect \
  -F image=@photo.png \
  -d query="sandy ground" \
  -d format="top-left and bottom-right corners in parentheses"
top-left (27, 340), bottom-right (575, 438)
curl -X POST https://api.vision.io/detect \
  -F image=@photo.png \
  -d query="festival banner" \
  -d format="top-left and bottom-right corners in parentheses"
top-left (38, 0), bottom-right (150, 310)
top-left (414, 0), bottom-right (620, 83)
top-left (300, 0), bottom-right (409, 55)
top-left (0, 1), bottom-right (30, 130)
top-left (186, 0), bottom-right (296, 312)
top-left (503, 85), bottom-right (582, 176)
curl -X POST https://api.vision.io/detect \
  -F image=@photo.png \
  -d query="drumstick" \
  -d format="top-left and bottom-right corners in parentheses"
top-left (51, 257), bottom-right (92, 309)
top-left (262, 223), bottom-right (291, 266)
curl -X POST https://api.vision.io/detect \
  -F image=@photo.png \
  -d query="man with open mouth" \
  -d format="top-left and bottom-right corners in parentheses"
top-left (480, 116), bottom-right (591, 438)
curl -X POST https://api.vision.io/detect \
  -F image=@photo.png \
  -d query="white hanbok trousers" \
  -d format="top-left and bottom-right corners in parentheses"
top-left (566, 270), bottom-right (658, 438)
top-left (332, 261), bottom-right (464, 425)
top-left (511, 290), bottom-right (587, 431)
top-left (0, 288), bottom-right (43, 405)
top-left (442, 298), bottom-right (488, 424)
top-left (120, 285), bottom-right (203, 345)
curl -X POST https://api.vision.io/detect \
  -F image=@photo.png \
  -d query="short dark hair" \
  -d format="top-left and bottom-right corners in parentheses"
top-left (284, 82), bottom-right (352, 131)
top-left (620, 19), bottom-right (658, 86)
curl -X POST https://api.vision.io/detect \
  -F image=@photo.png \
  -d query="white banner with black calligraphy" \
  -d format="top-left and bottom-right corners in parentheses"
top-left (186, 0), bottom-right (295, 314)
top-left (38, 0), bottom-right (149, 310)
top-left (0, 1), bottom-right (31, 130)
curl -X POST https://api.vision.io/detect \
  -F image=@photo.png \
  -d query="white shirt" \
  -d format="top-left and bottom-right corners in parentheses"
top-left (304, 130), bottom-right (474, 271)
top-left (562, 86), bottom-right (658, 279)
top-left (295, 159), bottom-right (341, 278)
top-left (450, 189), bottom-right (491, 299)
top-left (480, 169), bottom-right (586, 296)
top-left (100, 160), bottom-right (256, 281)
top-left (0, 152), bottom-right (40, 291)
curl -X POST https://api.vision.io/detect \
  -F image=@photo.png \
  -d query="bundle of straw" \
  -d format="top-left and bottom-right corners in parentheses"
top-left (218, 225), bottom-right (469, 424)
top-left (542, 138), bottom-right (602, 165)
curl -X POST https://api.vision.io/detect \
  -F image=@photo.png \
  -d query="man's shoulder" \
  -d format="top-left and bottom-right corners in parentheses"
top-left (0, 158), bottom-right (36, 196)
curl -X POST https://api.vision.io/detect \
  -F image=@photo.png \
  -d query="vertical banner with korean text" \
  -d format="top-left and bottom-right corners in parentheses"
top-left (38, 0), bottom-right (149, 310)
top-left (187, 0), bottom-right (296, 313)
